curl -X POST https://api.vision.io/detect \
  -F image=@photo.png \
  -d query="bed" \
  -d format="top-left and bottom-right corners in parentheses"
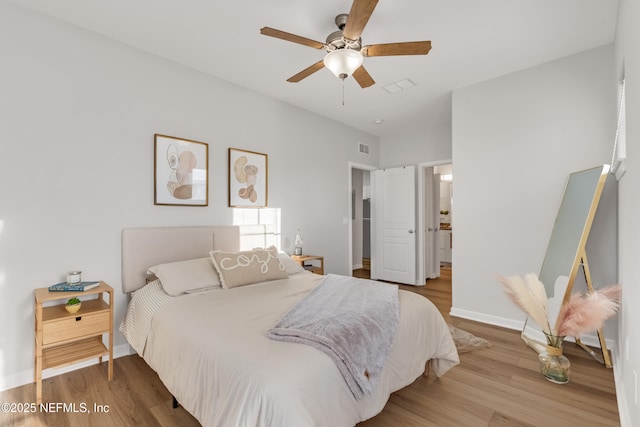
top-left (120, 226), bottom-right (459, 427)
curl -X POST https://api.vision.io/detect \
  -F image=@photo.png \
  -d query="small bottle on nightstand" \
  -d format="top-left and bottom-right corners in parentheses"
top-left (294, 229), bottom-right (303, 255)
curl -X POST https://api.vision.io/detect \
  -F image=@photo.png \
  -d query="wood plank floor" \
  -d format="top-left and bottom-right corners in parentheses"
top-left (356, 265), bottom-right (620, 427)
top-left (1, 266), bottom-right (620, 426)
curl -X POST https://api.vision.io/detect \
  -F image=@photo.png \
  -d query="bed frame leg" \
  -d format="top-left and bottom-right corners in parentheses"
top-left (172, 395), bottom-right (179, 409)
top-left (423, 359), bottom-right (432, 378)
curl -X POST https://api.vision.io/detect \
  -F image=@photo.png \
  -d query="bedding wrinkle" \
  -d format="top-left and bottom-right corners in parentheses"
top-left (268, 274), bottom-right (400, 400)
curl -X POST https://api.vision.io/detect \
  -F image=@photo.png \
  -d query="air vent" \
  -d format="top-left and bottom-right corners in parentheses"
top-left (358, 142), bottom-right (370, 155)
top-left (383, 78), bottom-right (417, 94)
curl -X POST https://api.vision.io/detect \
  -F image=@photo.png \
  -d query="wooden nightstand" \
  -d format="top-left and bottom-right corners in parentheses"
top-left (291, 255), bottom-right (324, 275)
top-left (34, 282), bottom-right (113, 404)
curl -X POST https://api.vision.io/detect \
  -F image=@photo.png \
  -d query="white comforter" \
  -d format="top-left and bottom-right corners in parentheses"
top-left (121, 273), bottom-right (459, 427)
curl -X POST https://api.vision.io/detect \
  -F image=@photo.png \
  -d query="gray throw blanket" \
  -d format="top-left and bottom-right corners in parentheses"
top-left (267, 274), bottom-right (400, 400)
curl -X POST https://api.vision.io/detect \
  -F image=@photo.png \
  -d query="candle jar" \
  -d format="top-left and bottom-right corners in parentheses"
top-left (66, 271), bottom-right (82, 285)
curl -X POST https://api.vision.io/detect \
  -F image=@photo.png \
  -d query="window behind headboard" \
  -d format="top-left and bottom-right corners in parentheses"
top-left (234, 208), bottom-right (281, 250)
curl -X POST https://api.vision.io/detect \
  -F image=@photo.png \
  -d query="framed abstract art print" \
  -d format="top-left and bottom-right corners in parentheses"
top-left (154, 134), bottom-right (208, 206)
top-left (228, 148), bottom-right (268, 208)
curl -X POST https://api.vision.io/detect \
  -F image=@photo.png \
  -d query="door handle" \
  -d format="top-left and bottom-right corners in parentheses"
top-left (408, 230), bottom-right (414, 234)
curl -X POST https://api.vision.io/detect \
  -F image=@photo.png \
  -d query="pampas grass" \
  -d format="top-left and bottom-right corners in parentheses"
top-left (556, 285), bottom-right (621, 337)
top-left (498, 274), bottom-right (621, 339)
top-left (498, 274), bottom-right (551, 333)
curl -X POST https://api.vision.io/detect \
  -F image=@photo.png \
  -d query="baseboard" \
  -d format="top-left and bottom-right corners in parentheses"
top-left (449, 307), bottom-right (524, 331)
top-left (449, 307), bottom-right (617, 349)
top-left (612, 348), bottom-right (633, 427)
top-left (0, 343), bottom-right (132, 393)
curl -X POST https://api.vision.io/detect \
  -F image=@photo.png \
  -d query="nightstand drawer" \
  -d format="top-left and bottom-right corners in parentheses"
top-left (43, 311), bottom-right (110, 345)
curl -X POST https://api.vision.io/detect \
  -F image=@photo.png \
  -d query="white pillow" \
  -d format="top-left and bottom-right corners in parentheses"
top-left (147, 257), bottom-right (221, 296)
top-left (277, 251), bottom-right (306, 275)
top-left (210, 247), bottom-right (287, 289)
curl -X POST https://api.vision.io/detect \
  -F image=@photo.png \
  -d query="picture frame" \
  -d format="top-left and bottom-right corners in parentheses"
top-left (154, 134), bottom-right (208, 206)
top-left (228, 148), bottom-right (268, 208)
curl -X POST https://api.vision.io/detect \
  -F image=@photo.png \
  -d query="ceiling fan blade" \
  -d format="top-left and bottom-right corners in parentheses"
top-left (364, 41), bottom-right (432, 57)
top-left (352, 66), bottom-right (375, 88)
top-left (260, 27), bottom-right (325, 50)
top-left (343, 0), bottom-right (379, 41)
top-left (287, 60), bottom-right (326, 83)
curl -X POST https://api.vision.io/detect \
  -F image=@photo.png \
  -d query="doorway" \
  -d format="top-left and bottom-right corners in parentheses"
top-left (418, 161), bottom-right (453, 285)
top-left (350, 164), bottom-right (418, 285)
top-left (349, 162), bottom-right (376, 277)
top-left (350, 161), bottom-right (451, 285)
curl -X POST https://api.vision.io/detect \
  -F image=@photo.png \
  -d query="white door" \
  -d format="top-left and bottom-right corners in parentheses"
top-left (371, 166), bottom-right (417, 285)
top-left (424, 167), bottom-right (441, 279)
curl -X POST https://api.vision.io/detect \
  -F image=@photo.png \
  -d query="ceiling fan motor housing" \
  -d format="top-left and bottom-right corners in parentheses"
top-left (335, 13), bottom-right (349, 30)
top-left (326, 14), bottom-right (362, 52)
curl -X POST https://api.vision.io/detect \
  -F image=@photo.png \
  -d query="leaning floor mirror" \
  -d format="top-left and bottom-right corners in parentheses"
top-left (523, 164), bottom-right (616, 367)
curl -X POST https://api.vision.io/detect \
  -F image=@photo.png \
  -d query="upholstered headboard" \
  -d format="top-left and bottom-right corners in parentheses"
top-left (121, 226), bottom-right (240, 293)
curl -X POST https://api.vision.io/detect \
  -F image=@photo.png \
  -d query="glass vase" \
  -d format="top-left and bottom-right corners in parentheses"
top-left (539, 333), bottom-right (570, 384)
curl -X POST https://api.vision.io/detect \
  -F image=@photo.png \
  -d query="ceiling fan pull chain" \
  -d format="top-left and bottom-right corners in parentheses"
top-left (342, 79), bottom-right (345, 106)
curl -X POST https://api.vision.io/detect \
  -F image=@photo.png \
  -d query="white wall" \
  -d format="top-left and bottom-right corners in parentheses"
top-left (452, 43), bottom-right (639, 424)
top-left (0, 3), bottom-right (378, 390)
top-left (451, 45), bottom-right (616, 335)
top-left (379, 100), bottom-right (452, 169)
top-left (450, 38), bottom-right (639, 424)
top-left (614, 0), bottom-right (640, 423)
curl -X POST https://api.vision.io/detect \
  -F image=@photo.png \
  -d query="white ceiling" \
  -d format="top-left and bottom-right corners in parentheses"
top-left (12, 0), bottom-right (619, 138)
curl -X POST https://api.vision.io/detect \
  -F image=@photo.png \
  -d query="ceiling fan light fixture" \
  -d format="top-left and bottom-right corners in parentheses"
top-left (323, 49), bottom-right (363, 80)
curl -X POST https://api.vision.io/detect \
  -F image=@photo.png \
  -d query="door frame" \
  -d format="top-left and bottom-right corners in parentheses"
top-left (417, 159), bottom-right (452, 285)
top-left (348, 162), bottom-right (377, 274)
top-left (423, 166), bottom-right (441, 281)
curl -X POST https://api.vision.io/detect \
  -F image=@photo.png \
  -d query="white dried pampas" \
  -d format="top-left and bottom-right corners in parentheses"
top-left (498, 273), bottom-right (551, 333)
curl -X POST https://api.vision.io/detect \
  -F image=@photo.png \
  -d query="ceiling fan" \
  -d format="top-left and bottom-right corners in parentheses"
top-left (260, 0), bottom-right (431, 88)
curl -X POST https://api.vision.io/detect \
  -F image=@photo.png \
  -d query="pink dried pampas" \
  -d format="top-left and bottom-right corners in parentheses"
top-left (555, 285), bottom-right (622, 337)
top-left (498, 274), bottom-right (622, 339)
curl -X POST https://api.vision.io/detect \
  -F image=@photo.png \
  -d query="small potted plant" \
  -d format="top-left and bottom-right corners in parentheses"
top-left (65, 297), bottom-right (81, 313)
